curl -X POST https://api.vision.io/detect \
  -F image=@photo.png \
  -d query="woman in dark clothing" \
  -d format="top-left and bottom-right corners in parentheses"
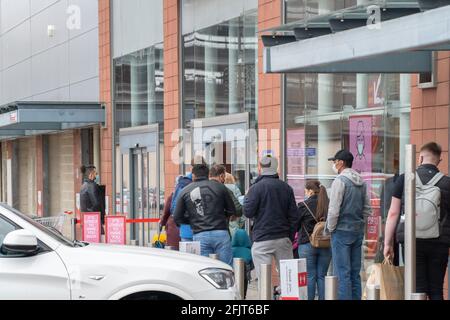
top-left (160, 192), bottom-right (181, 250)
top-left (297, 181), bottom-right (331, 300)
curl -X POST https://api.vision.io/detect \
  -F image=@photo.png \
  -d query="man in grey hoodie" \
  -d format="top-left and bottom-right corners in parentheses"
top-left (327, 150), bottom-right (372, 300)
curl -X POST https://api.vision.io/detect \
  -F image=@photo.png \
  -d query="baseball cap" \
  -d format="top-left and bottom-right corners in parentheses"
top-left (328, 150), bottom-right (354, 163)
top-left (260, 155), bottom-right (279, 176)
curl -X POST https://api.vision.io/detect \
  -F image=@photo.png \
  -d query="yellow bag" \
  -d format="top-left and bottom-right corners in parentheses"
top-left (380, 259), bottom-right (404, 300)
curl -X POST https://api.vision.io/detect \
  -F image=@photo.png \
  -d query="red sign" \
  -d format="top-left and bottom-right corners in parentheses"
top-left (82, 212), bottom-right (101, 243)
top-left (105, 216), bottom-right (127, 245)
top-left (298, 272), bottom-right (308, 287)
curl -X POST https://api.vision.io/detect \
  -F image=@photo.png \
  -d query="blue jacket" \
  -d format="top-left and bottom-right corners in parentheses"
top-left (243, 174), bottom-right (299, 242)
top-left (232, 229), bottom-right (252, 265)
top-left (170, 173), bottom-right (193, 239)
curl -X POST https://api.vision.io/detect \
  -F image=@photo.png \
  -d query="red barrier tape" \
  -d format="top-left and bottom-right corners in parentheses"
top-left (126, 218), bottom-right (160, 224)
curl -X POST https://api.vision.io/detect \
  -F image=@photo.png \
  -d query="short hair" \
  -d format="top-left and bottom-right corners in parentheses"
top-left (210, 165), bottom-right (226, 178)
top-left (81, 165), bottom-right (96, 177)
top-left (421, 142), bottom-right (442, 158)
top-left (192, 164), bottom-right (209, 178)
top-left (344, 159), bottom-right (353, 169)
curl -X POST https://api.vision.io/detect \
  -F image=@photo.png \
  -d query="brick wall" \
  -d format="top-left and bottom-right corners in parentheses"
top-left (99, 0), bottom-right (113, 213)
top-left (411, 51), bottom-right (450, 300)
top-left (163, 0), bottom-right (181, 198)
top-left (258, 0), bottom-right (282, 162)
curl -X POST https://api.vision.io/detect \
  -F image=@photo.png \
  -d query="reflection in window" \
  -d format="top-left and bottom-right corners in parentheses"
top-left (183, 10), bottom-right (258, 129)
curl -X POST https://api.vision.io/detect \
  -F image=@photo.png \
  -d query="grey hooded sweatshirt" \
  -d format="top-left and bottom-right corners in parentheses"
top-left (327, 168), bottom-right (372, 233)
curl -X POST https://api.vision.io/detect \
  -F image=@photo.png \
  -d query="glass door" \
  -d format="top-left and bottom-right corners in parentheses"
top-left (119, 125), bottom-right (160, 246)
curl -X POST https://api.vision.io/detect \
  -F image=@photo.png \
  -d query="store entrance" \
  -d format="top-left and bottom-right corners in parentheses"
top-left (190, 113), bottom-right (251, 201)
top-left (119, 125), bottom-right (160, 246)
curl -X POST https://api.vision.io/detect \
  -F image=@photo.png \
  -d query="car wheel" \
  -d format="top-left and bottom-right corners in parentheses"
top-left (121, 291), bottom-right (183, 301)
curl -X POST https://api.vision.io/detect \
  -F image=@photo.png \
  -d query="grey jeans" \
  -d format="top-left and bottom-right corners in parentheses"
top-left (251, 237), bottom-right (293, 281)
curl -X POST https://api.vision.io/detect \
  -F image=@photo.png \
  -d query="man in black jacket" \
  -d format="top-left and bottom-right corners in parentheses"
top-left (244, 155), bottom-right (299, 281)
top-left (174, 162), bottom-right (236, 265)
top-left (384, 142), bottom-right (450, 300)
top-left (80, 165), bottom-right (105, 234)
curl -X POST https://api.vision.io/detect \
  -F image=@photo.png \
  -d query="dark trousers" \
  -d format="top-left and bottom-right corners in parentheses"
top-left (416, 240), bottom-right (449, 300)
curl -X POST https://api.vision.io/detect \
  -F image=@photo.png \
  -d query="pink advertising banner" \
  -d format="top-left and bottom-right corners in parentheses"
top-left (105, 216), bottom-right (127, 245)
top-left (349, 116), bottom-right (372, 175)
top-left (286, 128), bottom-right (306, 202)
top-left (82, 212), bottom-right (101, 243)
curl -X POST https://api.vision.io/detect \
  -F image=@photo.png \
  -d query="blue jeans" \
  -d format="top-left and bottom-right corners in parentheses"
top-left (193, 230), bottom-right (233, 266)
top-left (331, 230), bottom-right (364, 300)
top-left (298, 243), bottom-right (332, 300)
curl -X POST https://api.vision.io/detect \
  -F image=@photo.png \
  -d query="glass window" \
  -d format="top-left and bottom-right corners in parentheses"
top-left (0, 215), bottom-right (17, 250)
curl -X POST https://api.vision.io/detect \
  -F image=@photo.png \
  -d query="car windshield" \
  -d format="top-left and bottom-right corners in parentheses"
top-left (0, 204), bottom-right (87, 248)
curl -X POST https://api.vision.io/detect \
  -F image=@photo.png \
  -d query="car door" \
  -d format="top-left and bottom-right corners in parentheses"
top-left (0, 214), bottom-right (71, 300)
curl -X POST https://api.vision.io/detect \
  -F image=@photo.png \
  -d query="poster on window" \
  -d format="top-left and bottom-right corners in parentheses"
top-left (368, 74), bottom-right (385, 108)
top-left (286, 129), bottom-right (306, 202)
top-left (349, 116), bottom-right (372, 175)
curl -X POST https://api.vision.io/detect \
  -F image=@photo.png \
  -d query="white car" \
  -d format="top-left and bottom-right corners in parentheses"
top-left (0, 204), bottom-right (238, 300)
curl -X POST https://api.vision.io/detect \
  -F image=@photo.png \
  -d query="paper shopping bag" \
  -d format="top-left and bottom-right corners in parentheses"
top-left (380, 259), bottom-right (404, 300)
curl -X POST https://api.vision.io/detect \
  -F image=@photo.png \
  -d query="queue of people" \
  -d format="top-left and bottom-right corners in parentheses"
top-left (156, 141), bottom-right (450, 301)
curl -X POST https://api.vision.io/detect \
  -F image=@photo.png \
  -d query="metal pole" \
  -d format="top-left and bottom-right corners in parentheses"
top-left (410, 293), bottom-right (427, 300)
top-left (367, 284), bottom-right (380, 300)
top-left (404, 144), bottom-right (416, 300)
top-left (209, 254), bottom-right (219, 260)
top-left (71, 218), bottom-right (77, 242)
top-left (325, 276), bottom-right (338, 300)
top-left (234, 258), bottom-right (245, 300)
top-left (260, 264), bottom-right (272, 300)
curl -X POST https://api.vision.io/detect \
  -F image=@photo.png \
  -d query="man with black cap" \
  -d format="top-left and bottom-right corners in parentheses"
top-left (327, 150), bottom-right (372, 300)
top-left (244, 155), bottom-right (299, 285)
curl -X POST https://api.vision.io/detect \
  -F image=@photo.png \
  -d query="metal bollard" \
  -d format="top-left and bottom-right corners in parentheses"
top-left (71, 218), bottom-right (77, 242)
top-left (130, 240), bottom-right (137, 246)
top-left (209, 254), bottom-right (219, 260)
top-left (325, 276), bottom-right (338, 300)
top-left (259, 264), bottom-right (272, 300)
top-left (367, 284), bottom-right (380, 300)
top-left (233, 258), bottom-right (245, 300)
top-left (411, 293), bottom-right (427, 300)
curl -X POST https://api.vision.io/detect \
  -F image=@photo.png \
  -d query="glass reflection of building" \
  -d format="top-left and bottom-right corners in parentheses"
top-left (284, 0), bottom-right (411, 264)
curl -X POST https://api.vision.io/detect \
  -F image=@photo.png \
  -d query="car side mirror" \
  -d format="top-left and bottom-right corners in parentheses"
top-left (1, 230), bottom-right (39, 256)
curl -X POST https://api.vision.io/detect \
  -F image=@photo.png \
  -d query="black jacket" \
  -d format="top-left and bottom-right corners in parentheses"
top-left (297, 195), bottom-right (319, 245)
top-left (80, 179), bottom-right (103, 220)
top-left (394, 164), bottom-right (450, 246)
top-left (173, 177), bottom-right (236, 234)
top-left (243, 174), bottom-right (299, 242)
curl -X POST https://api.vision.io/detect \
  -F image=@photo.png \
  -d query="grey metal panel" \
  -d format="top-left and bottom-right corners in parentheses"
top-left (32, 86), bottom-right (70, 102)
top-left (286, 51), bottom-right (432, 74)
top-left (69, 77), bottom-right (100, 102)
top-left (68, 29), bottom-right (99, 84)
top-left (30, 0), bottom-right (60, 16)
top-left (119, 124), bottom-right (159, 153)
top-left (0, 0), bottom-right (30, 34)
top-left (2, 60), bottom-right (32, 103)
top-left (18, 109), bottom-right (104, 123)
top-left (182, 0), bottom-right (258, 35)
top-left (68, 0), bottom-right (98, 40)
top-left (30, 0), bottom-right (69, 55)
top-left (31, 43), bottom-right (70, 95)
top-left (265, 5), bottom-right (450, 74)
top-left (2, 20), bottom-right (31, 68)
top-left (112, 0), bottom-right (164, 59)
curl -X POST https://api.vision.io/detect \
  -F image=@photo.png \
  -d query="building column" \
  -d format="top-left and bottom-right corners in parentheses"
top-left (357, 74), bottom-right (369, 109)
top-left (148, 47), bottom-right (157, 124)
top-left (35, 136), bottom-right (49, 217)
top-left (229, 21), bottom-right (240, 114)
top-left (205, 36), bottom-right (217, 118)
top-left (130, 55), bottom-right (141, 127)
top-left (399, 74), bottom-right (411, 173)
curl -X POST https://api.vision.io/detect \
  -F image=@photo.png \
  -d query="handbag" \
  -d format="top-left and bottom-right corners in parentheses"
top-left (302, 202), bottom-right (331, 249)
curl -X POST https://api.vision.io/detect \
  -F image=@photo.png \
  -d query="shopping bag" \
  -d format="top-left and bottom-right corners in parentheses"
top-left (362, 264), bottom-right (381, 300)
top-left (380, 258), bottom-right (404, 300)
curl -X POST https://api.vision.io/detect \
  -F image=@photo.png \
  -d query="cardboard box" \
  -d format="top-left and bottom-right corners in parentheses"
top-left (280, 259), bottom-right (308, 300)
top-left (179, 241), bottom-right (201, 255)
